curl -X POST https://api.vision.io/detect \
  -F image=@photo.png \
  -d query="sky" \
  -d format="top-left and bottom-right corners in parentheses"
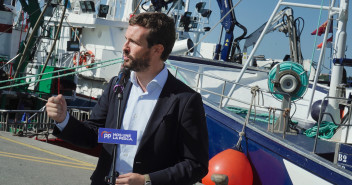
top-left (187, 0), bottom-right (352, 75)
top-left (15, 0), bottom-right (351, 75)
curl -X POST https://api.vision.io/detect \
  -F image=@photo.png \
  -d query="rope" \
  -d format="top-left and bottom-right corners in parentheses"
top-left (132, 0), bottom-right (144, 15)
top-left (304, 121), bottom-right (338, 139)
top-left (227, 105), bottom-right (335, 139)
top-left (0, 59), bottom-right (123, 90)
top-left (251, 86), bottom-right (259, 122)
top-left (64, 17), bottom-right (87, 51)
top-left (268, 61), bottom-right (308, 101)
top-left (267, 107), bottom-right (275, 131)
top-left (226, 106), bottom-right (299, 125)
top-left (1, 58), bottom-right (122, 84)
top-left (235, 85), bottom-right (258, 150)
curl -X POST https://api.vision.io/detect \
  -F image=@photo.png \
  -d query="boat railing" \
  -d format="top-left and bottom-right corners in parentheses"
top-left (313, 96), bottom-right (352, 153)
top-left (166, 62), bottom-right (291, 118)
top-left (0, 106), bottom-right (93, 140)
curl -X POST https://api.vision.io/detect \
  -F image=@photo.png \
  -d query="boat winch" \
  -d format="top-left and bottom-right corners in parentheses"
top-left (268, 61), bottom-right (308, 101)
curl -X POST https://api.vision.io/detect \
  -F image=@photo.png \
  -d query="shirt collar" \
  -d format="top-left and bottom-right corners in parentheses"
top-left (130, 65), bottom-right (168, 90)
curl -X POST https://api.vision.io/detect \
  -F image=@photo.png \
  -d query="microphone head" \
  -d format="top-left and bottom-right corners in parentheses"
top-left (121, 67), bottom-right (131, 78)
top-left (114, 67), bottom-right (131, 93)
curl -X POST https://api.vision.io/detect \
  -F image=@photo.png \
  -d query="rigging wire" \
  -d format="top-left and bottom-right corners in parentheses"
top-left (12, 0), bottom-right (53, 81)
top-left (133, 0), bottom-right (144, 15)
top-left (64, 16), bottom-right (88, 51)
top-left (0, 58), bottom-right (123, 85)
top-left (33, 0), bottom-right (69, 91)
top-left (0, 59), bottom-right (123, 90)
top-left (308, 0), bottom-right (325, 77)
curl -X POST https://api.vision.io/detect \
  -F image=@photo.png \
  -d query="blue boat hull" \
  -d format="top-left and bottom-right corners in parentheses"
top-left (205, 103), bottom-right (352, 185)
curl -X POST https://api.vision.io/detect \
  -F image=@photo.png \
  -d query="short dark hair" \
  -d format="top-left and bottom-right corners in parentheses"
top-left (129, 12), bottom-right (176, 61)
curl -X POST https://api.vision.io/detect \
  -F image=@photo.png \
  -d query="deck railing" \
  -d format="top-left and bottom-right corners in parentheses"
top-left (167, 62), bottom-right (289, 110)
top-left (167, 62), bottom-right (352, 153)
top-left (166, 62), bottom-right (292, 135)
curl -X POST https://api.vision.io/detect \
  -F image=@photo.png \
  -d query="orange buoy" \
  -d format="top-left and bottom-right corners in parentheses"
top-left (203, 149), bottom-right (253, 185)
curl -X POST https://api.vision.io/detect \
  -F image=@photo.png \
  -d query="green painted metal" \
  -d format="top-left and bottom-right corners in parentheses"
top-left (13, 0), bottom-right (43, 82)
top-left (37, 66), bottom-right (55, 94)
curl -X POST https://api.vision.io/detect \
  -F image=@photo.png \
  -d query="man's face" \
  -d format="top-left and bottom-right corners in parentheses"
top-left (123, 25), bottom-right (152, 72)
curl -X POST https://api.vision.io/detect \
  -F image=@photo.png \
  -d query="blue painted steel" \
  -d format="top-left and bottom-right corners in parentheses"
top-left (337, 152), bottom-right (352, 167)
top-left (205, 105), bottom-right (292, 184)
top-left (204, 104), bottom-right (352, 184)
top-left (333, 58), bottom-right (352, 66)
top-left (215, 0), bottom-right (236, 61)
top-left (339, 143), bottom-right (352, 154)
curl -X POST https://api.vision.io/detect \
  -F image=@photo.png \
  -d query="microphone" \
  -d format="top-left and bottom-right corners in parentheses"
top-left (113, 67), bottom-right (130, 94)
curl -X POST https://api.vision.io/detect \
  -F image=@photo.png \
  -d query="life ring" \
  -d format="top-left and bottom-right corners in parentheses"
top-left (83, 50), bottom-right (95, 68)
top-left (73, 51), bottom-right (95, 68)
top-left (72, 52), bottom-right (80, 66)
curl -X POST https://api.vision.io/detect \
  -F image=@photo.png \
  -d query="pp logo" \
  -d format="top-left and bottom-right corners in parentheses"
top-left (101, 131), bottom-right (112, 139)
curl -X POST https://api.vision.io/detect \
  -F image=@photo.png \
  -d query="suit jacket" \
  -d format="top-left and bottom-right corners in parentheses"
top-left (53, 71), bottom-right (209, 185)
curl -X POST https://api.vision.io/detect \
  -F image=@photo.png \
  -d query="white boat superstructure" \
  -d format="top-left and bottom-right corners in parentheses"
top-left (27, 0), bottom-right (132, 99)
top-left (1, 0), bottom-right (349, 130)
top-left (2, 0), bottom-right (352, 184)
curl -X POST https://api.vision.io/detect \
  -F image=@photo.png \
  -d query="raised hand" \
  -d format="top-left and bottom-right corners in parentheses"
top-left (46, 94), bottom-right (67, 123)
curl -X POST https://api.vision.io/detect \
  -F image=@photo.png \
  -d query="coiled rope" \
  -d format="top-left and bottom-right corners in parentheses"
top-left (268, 61), bottom-right (308, 101)
top-left (304, 121), bottom-right (337, 139)
top-left (226, 106), bottom-right (299, 126)
top-left (227, 105), bottom-right (337, 139)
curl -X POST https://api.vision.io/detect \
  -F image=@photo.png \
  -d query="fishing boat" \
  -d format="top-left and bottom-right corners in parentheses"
top-left (1, 0), bottom-right (352, 184)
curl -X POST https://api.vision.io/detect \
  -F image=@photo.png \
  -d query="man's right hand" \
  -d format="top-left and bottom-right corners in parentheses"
top-left (46, 94), bottom-right (67, 123)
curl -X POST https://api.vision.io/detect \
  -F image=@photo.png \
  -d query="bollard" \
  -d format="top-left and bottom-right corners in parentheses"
top-left (211, 174), bottom-right (228, 185)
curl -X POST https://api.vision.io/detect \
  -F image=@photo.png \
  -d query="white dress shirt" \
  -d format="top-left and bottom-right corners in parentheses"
top-left (56, 65), bottom-right (168, 174)
top-left (116, 66), bottom-right (168, 174)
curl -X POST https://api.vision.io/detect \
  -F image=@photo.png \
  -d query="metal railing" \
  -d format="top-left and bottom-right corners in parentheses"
top-left (0, 106), bottom-right (93, 141)
top-left (166, 62), bottom-right (296, 138)
top-left (0, 109), bottom-right (53, 137)
top-left (313, 96), bottom-right (352, 153)
top-left (167, 62), bottom-right (290, 112)
top-left (68, 106), bottom-right (92, 121)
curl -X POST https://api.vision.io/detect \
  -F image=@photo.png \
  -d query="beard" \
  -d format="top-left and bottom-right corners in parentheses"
top-left (123, 52), bottom-right (151, 72)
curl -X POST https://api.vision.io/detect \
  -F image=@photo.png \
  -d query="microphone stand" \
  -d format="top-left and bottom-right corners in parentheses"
top-left (105, 93), bottom-right (122, 184)
top-left (105, 70), bottom-right (129, 185)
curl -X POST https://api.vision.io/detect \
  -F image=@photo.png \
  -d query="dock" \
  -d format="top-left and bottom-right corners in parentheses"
top-left (0, 131), bottom-right (98, 185)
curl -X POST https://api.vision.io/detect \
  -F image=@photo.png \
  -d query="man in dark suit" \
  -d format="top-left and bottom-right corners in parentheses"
top-left (46, 12), bottom-right (209, 185)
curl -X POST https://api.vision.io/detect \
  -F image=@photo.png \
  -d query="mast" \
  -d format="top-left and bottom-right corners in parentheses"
top-left (326, 0), bottom-right (348, 124)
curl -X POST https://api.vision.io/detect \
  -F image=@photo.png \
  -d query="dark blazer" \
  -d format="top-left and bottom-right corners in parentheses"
top-left (53, 71), bottom-right (209, 185)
